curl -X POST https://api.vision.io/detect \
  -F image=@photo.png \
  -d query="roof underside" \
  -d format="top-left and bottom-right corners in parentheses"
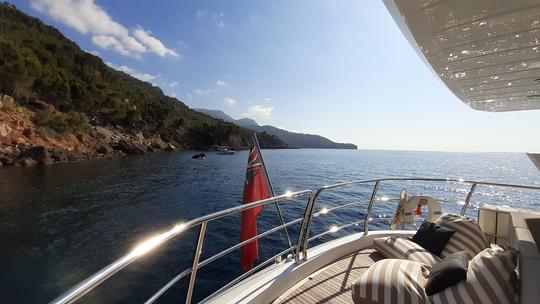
top-left (386, 0), bottom-right (540, 112)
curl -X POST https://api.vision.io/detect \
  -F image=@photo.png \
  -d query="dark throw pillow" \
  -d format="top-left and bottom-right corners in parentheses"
top-left (412, 221), bottom-right (455, 256)
top-left (425, 251), bottom-right (468, 296)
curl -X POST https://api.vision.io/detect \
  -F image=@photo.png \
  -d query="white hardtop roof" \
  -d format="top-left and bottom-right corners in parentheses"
top-left (385, 0), bottom-right (540, 112)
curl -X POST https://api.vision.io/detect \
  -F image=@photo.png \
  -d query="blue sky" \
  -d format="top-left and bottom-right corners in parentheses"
top-left (11, 0), bottom-right (540, 152)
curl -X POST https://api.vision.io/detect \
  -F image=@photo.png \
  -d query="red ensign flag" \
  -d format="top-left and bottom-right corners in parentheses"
top-left (240, 137), bottom-right (273, 271)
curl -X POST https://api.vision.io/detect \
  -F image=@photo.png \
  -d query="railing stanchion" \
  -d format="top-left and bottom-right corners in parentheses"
top-left (461, 183), bottom-right (477, 216)
top-left (364, 181), bottom-right (380, 235)
top-left (186, 222), bottom-right (208, 304)
top-left (301, 190), bottom-right (322, 260)
top-left (295, 193), bottom-right (315, 263)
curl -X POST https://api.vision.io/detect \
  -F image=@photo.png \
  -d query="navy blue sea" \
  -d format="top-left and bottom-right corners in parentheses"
top-left (1, 149), bottom-right (539, 303)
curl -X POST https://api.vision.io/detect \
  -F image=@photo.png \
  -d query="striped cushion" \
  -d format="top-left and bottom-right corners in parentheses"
top-left (352, 259), bottom-right (430, 304)
top-left (374, 236), bottom-right (441, 267)
top-left (435, 214), bottom-right (489, 259)
top-left (431, 245), bottom-right (519, 304)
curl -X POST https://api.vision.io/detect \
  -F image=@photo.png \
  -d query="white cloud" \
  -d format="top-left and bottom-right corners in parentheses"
top-left (194, 89), bottom-right (203, 95)
top-left (121, 36), bottom-right (146, 53)
top-left (106, 62), bottom-right (156, 82)
top-left (30, 0), bottom-right (179, 59)
top-left (244, 105), bottom-right (274, 120)
top-left (217, 21), bottom-right (224, 28)
top-left (31, 0), bottom-right (127, 36)
top-left (224, 97), bottom-right (237, 107)
top-left (196, 9), bottom-right (207, 18)
top-left (133, 27), bottom-right (180, 58)
top-left (168, 82), bottom-right (179, 88)
top-left (92, 35), bottom-right (140, 58)
top-left (264, 97), bottom-right (272, 102)
top-left (217, 80), bottom-right (227, 87)
top-left (171, 92), bottom-right (176, 98)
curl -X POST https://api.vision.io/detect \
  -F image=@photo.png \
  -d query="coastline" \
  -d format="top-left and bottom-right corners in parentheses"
top-left (1, 94), bottom-right (187, 167)
top-left (0, 95), bottom-right (356, 167)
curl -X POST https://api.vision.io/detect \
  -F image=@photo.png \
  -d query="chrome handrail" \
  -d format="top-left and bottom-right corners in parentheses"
top-left (51, 177), bottom-right (540, 304)
top-left (51, 190), bottom-right (313, 304)
top-left (295, 177), bottom-right (540, 261)
top-left (144, 216), bottom-right (305, 304)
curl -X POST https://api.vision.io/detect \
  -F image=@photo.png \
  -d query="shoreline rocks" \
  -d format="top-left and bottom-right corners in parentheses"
top-left (0, 101), bottom-right (184, 167)
top-left (112, 139), bottom-right (147, 155)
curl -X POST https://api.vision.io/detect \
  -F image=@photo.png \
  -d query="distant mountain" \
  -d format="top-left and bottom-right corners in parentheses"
top-left (193, 109), bottom-right (236, 123)
top-left (195, 109), bottom-right (357, 149)
top-left (235, 117), bottom-right (259, 127)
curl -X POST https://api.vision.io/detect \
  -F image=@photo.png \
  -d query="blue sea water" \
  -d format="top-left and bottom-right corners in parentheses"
top-left (1, 149), bottom-right (539, 303)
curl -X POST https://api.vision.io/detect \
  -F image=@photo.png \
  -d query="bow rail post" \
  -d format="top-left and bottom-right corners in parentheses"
top-left (364, 180), bottom-right (380, 235)
top-left (185, 222), bottom-right (207, 304)
top-left (461, 183), bottom-right (477, 216)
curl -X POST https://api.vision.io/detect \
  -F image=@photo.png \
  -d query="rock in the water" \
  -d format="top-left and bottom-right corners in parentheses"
top-left (164, 144), bottom-right (176, 151)
top-left (115, 139), bottom-right (146, 155)
top-left (192, 153), bottom-right (206, 159)
top-left (19, 146), bottom-right (52, 164)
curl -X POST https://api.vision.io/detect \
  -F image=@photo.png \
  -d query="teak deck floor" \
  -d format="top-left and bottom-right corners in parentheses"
top-left (274, 249), bottom-right (383, 304)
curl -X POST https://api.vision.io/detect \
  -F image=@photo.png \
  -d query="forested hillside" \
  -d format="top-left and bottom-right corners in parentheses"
top-left (0, 2), bottom-right (285, 165)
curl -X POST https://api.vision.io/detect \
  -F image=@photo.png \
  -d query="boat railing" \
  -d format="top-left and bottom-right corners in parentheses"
top-left (51, 177), bottom-right (540, 304)
top-left (296, 177), bottom-right (540, 261)
top-left (51, 190), bottom-right (314, 304)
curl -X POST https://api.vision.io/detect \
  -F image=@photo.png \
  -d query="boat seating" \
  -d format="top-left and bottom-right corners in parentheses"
top-left (352, 210), bottom-right (540, 304)
top-left (477, 206), bottom-right (540, 304)
top-left (513, 213), bottom-right (540, 304)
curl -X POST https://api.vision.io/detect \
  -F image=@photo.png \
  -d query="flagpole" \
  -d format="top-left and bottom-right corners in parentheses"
top-left (251, 132), bottom-right (293, 250)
